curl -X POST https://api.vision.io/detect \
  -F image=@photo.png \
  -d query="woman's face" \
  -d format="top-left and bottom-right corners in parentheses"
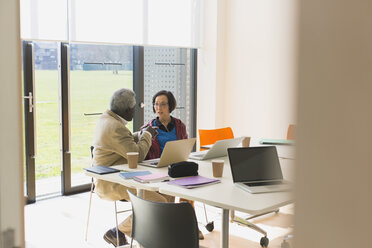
top-left (154, 95), bottom-right (170, 120)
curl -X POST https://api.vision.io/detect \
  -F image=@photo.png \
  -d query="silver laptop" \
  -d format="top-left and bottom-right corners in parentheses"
top-left (139, 138), bottom-right (196, 168)
top-left (228, 146), bottom-right (292, 194)
top-left (189, 137), bottom-right (244, 160)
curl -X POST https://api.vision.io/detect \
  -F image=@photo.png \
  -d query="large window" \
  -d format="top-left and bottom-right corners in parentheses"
top-left (144, 47), bottom-right (196, 137)
top-left (69, 44), bottom-right (134, 187)
top-left (21, 0), bottom-right (203, 48)
top-left (22, 42), bottom-right (197, 201)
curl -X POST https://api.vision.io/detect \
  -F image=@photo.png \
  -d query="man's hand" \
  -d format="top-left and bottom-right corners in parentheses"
top-left (143, 125), bottom-right (158, 138)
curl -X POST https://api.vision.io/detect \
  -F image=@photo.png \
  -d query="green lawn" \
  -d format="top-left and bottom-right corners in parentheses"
top-left (34, 70), bottom-right (133, 179)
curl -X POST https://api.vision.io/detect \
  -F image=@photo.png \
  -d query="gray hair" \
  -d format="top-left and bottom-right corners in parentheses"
top-left (110, 88), bottom-right (136, 116)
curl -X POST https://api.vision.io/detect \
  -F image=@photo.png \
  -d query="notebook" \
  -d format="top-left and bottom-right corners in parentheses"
top-left (133, 173), bottom-right (170, 183)
top-left (168, 175), bottom-right (220, 188)
top-left (139, 138), bottom-right (196, 168)
top-left (119, 171), bottom-right (151, 179)
top-left (228, 146), bottom-right (292, 194)
top-left (83, 165), bottom-right (120, 175)
top-left (189, 137), bottom-right (244, 160)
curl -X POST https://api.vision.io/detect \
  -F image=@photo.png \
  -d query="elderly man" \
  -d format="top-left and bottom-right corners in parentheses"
top-left (92, 88), bottom-right (173, 246)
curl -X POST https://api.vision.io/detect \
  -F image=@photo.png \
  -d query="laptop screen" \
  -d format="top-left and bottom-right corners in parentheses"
top-left (228, 146), bottom-right (283, 183)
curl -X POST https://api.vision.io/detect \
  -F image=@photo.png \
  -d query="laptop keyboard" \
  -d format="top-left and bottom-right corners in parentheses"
top-left (244, 181), bottom-right (282, 187)
top-left (190, 151), bottom-right (207, 158)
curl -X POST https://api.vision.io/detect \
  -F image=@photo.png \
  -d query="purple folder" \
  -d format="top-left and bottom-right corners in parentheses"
top-left (168, 175), bottom-right (220, 189)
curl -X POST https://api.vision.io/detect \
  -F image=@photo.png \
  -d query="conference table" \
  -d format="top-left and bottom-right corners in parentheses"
top-left (160, 156), bottom-right (294, 248)
top-left (84, 143), bottom-right (294, 248)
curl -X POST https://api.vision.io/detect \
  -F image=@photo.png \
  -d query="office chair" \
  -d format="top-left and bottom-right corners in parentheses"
top-left (192, 127), bottom-right (235, 232)
top-left (85, 146), bottom-right (131, 246)
top-left (198, 127), bottom-right (234, 151)
top-left (262, 126), bottom-right (294, 247)
top-left (198, 127), bottom-right (235, 232)
top-left (128, 190), bottom-right (199, 248)
top-left (286, 124), bottom-right (296, 140)
top-left (280, 125), bottom-right (295, 247)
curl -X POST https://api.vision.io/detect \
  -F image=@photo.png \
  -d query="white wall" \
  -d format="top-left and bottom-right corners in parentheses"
top-left (224, 0), bottom-right (297, 138)
top-left (294, 0), bottom-right (372, 247)
top-left (197, 0), bottom-right (219, 130)
top-left (197, 0), bottom-right (297, 139)
top-left (0, 0), bottom-right (25, 247)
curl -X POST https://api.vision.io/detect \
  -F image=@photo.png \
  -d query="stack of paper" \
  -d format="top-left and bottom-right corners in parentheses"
top-left (119, 171), bottom-right (151, 179)
top-left (133, 173), bottom-right (170, 183)
top-left (168, 175), bottom-right (220, 188)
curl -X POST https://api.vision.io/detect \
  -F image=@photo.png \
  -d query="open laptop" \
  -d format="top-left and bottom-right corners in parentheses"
top-left (139, 138), bottom-right (196, 168)
top-left (228, 146), bottom-right (292, 194)
top-left (189, 137), bottom-right (244, 160)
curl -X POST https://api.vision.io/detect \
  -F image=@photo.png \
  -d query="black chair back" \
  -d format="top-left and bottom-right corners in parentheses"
top-left (128, 191), bottom-right (199, 248)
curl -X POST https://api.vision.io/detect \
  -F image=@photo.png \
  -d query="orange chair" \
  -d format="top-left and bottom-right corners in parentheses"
top-left (199, 127), bottom-right (234, 150)
top-left (286, 124), bottom-right (296, 140)
top-left (194, 127), bottom-right (235, 233)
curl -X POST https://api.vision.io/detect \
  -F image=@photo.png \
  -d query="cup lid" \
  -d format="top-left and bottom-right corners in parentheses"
top-left (212, 159), bottom-right (224, 163)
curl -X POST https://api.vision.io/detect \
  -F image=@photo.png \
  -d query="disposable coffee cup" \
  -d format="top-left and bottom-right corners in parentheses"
top-left (242, 136), bottom-right (251, 147)
top-left (212, 160), bottom-right (224, 177)
top-left (127, 152), bottom-right (139, 169)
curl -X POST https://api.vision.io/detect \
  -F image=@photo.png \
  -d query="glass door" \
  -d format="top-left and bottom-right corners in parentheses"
top-left (23, 41), bottom-right (61, 202)
top-left (23, 41), bottom-right (135, 199)
top-left (64, 43), bottom-right (134, 192)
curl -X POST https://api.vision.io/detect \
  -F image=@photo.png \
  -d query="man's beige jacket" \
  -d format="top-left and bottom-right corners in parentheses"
top-left (92, 110), bottom-right (151, 201)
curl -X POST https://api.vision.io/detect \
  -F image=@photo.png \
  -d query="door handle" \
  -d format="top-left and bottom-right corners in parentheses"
top-left (23, 92), bottom-right (34, 112)
top-left (140, 102), bottom-right (145, 108)
top-left (23, 91), bottom-right (37, 157)
top-left (83, 113), bottom-right (102, 116)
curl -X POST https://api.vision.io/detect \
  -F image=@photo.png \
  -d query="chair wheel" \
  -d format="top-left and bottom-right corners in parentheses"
top-left (281, 240), bottom-right (291, 248)
top-left (205, 222), bottom-right (214, 232)
top-left (260, 236), bottom-right (269, 247)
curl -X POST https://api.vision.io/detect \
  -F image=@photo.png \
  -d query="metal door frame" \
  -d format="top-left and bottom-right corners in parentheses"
top-left (22, 41), bottom-right (36, 204)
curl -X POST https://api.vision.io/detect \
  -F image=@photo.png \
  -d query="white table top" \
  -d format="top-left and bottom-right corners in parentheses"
top-left (85, 154), bottom-right (294, 216)
top-left (84, 163), bottom-right (169, 192)
top-left (160, 156), bottom-right (294, 215)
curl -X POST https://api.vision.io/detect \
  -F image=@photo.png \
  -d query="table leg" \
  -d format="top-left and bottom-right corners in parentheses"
top-left (221, 209), bottom-right (229, 248)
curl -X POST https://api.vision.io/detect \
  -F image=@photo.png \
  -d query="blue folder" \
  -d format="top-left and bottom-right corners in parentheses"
top-left (119, 171), bottom-right (151, 179)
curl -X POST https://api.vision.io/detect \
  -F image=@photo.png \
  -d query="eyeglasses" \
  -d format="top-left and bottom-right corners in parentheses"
top-left (154, 102), bottom-right (168, 108)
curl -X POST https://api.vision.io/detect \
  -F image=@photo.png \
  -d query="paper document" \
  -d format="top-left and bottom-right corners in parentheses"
top-left (133, 173), bottom-right (170, 183)
top-left (168, 175), bottom-right (220, 189)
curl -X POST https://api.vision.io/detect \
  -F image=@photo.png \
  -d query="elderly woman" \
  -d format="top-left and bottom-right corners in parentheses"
top-left (92, 88), bottom-right (173, 246)
top-left (141, 90), bottom-right (188, 159)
